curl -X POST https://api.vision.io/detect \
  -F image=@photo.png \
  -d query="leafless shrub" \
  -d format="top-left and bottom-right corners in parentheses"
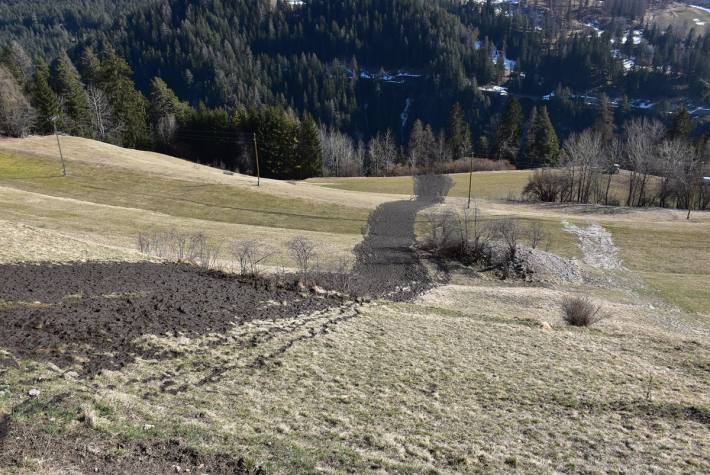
top-left (232, 240), bottom-right (273, 277)
top-left (136, 231), bottom-right (151, 254)
top-left (136, 229), bottom-right (220, 270)
top-left (561, 296), bottom-right (606, 327)
top-left (288, 236), bottom-right (317, 281)
top-left (488, 218), bottom-right (522, 262)
top-left (187, 233), bottom-right (220, 270)
top-left (330, 256), bottom-right (355, 293)
top-left (424, 206), bottom-right (491, 265)
top-left (523, 169), bottom-right (571, 202)
top-left (527, 221), bottom-right (547, 249)
top-left (427, 209), bottom-right (465, 255)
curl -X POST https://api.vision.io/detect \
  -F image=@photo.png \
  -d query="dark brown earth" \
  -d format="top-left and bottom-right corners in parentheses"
top-left (0, 262), bottom-right (343, 376)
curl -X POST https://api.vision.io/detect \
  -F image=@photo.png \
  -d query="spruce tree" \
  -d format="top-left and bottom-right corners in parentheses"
top-left (253, 107), bottom-right (298, 179)
top-left (524, 106), bottom-right (559, 168)
top-left (98, 46), bottom-right (150, 148)
top-left (78, 48), bottom-right (102, 85)
top-left (518, 106), bottom-right (537, 169)
top-left (447, 102), bottom-right (471, 161)
top-left (149, 77), bottom-right (187, 144)
top-left (31, 60), bottom-right (61, 134)
top-left (52, 56), bottom-right (90, 136)
top-left (296, 113), bottom-right (322, 179)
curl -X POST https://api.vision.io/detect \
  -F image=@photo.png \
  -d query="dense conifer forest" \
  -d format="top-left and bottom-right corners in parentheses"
top-left (0, 0), bottom-right (708, 178)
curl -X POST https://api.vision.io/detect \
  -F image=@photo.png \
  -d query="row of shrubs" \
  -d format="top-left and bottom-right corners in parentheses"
top-left (422, 207), bottom-right (552, 274)
top-left (136, 229), bottom-right (355, 292)
top-left (137, 227), bottom-right (606, 327)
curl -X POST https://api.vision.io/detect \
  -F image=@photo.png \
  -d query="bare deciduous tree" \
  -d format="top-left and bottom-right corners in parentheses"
top-left (668, 141), bottom-right (703, 219)
top-left (561, 129), bottom-right (604, 204)
top-left (368, 129), bottom-right (397, 176)
top-left (527, 221), bottom-right (546, 249)
top-left (155, 113), bottom-right (178, 144)
top-left (86, 86), bottom-right (116, 142)
top-left (288, 236), bottom-right (317, 281)
top-left (319, 126), bottom-right (362, 177)
top-left (232, 240), bottom-right (273, 276)
top-left (624, 118), bottom-right (664, 207)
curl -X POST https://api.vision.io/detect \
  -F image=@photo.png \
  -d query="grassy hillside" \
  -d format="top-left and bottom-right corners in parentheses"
top-left (310, 171), bottom-right (534, 200)
top-left (0, 136), bottom-right (708, 474)
top-left (2, 137), bottom-right (709, 313)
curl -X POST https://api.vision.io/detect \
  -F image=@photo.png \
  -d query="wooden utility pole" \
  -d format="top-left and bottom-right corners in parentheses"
top-left (50, 116), bottom-right (66, 177)
top-left (467, 153), bottom-right (473, 209)
top-left (253, 132), bottom-right (261, 187)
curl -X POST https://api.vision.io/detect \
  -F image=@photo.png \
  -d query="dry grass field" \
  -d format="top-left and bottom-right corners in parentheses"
top-left (647, 2), bottom-right (710, 36)
top-left (0, 136), bottom-right (708, 474)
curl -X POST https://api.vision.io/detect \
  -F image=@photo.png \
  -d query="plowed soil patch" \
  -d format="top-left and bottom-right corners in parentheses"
top-left (0, 262), bottom-right (340, 375)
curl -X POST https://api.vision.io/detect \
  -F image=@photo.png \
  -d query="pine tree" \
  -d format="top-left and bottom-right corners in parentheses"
top-left (296, 113), bottom-right (322, 179)
top-left (447, 102), bottom-right (471, 161)
top-left (52, 56), bottom-right (90, 136)
top-left (31, 60), bottom-right (61, 134)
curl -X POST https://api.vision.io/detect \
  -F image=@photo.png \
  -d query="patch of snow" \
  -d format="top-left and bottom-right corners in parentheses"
top-left (479, 84), bottom-right (508, 96)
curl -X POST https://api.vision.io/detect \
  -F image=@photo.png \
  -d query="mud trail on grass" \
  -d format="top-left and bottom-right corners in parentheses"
top-left (350, 174), bottom-right (453, 299)
top-left (0, 262), bottom-right (342, 375)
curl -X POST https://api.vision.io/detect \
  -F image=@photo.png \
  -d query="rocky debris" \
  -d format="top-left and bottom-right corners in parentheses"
top-left (28, 389), bottom-right (40, 398)
top-left (562, 221), bottom-right (623, 270)
top-left (489, 242), bottom-right (583, 284)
